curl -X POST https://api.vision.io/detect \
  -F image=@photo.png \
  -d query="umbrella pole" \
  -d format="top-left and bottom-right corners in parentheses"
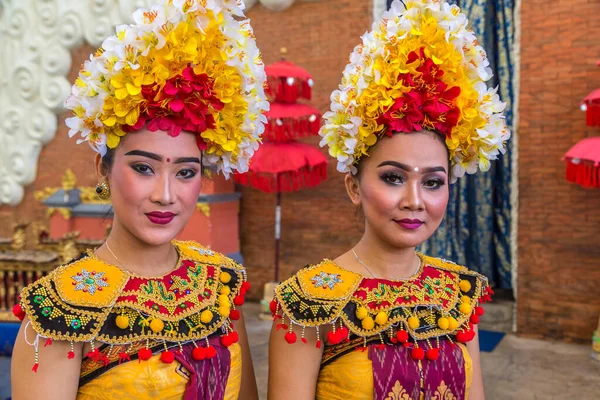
top-left (274, 191), bottom-right (282, 282)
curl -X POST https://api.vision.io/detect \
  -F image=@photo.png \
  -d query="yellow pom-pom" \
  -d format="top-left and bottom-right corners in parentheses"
top-left (149, 318), bottom-right (164, 333)
top-left (115, 315), bottom-right (129, 329)
top-left (461, 295), bottom-right (471, 305)
top-left (459, 280), bottom-right (471, 293)
top-left (448, 316), bottom-right (459, 331)
top-left (356, 307), bottom-right (368, 320)
top-left (437, 317), bottom-right (449, 330)
top-left (408, 316), bottom-right (420, 330)
top-left (220, 272), bottom-right (232, 284)
top-left (361, 316), bottom-right (375, 330)
top-left (459, 303), bottom-right (472, 315)
top-left (200, 310), bottom-right (213, 324)
top-left (220, 286), bottom-right (231, 296)
top-left (375, 312), bottom-right (388, 325)
top-left (218, 306), bottom-right (230, 317)
top-left (219, 294), bottom-right (230, 304)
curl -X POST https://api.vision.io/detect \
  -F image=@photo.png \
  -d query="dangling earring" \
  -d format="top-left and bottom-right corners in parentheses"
top-left (95, 180), bottom-right (111, 200)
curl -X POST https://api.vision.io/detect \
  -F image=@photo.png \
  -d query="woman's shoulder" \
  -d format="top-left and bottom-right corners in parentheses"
top-left (17, 252), bottom-right (128, 342)
top-left (273, 259), bottom-right (362, 326)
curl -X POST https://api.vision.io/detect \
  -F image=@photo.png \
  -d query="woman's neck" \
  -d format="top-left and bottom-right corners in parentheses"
top-left (96, 220), bottom-right (179, 277)
top-left (350, 228), bottom-right (420, 280)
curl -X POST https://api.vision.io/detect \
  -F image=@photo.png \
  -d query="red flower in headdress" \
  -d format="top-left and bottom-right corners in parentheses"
top-left (128, 66), bottom-right (224, 145)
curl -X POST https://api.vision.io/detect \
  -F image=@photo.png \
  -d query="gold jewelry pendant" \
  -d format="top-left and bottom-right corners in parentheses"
top-left (95, 181), bottom-right (111, 200)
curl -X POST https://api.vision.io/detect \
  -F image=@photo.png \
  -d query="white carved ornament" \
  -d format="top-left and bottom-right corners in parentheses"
top-left (0, 0), bottom-right (156, 206)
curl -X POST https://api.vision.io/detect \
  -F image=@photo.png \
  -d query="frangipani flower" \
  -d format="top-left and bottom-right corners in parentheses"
top-left (319, 0), bottom-right (510, 182)
top-left (64, 0), bottom-right (268, 177)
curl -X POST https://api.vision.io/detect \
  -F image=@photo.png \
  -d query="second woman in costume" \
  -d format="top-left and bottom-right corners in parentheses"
top-left (268, 1), bottom-right (510, 399)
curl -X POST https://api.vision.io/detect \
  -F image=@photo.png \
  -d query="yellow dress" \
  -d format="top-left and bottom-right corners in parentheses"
top-left (274, 254), bottom-right (489, 400)
top-left (18, 241), bottom-right (247, 399)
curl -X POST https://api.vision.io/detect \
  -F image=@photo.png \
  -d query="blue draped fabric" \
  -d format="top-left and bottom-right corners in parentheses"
top-left (386, 0), bottom-right (517, 288)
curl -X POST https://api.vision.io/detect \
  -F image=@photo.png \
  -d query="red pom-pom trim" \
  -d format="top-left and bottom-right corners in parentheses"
top-left (31, 363), bottom-right (39, 373)
top-left (475, 306), bottom-right (485, 316)
top-left (233, 295), bottom-right (245, 306)
top-left (411, 347), bottom-right (425, 360)
top-left (67, 351), bottom-right (75, 359)
top-left (396, 330), bottom-right (409, 343)
top-left (229, 309), bottom-right (241, 320)
top-left (241, 281), bottom-right (251, 293)
top-left (426, 348), bottom-right (440, 361)
top-left (192, 347), bottom-right (207, 361)
top-left (326, 331), bottom-right (339, 345)
top-left (44, 338), bottom-right (53, 347)
top-left (284, 331), bottom-right (297, 344)
top-left (118, 352), bottom-right (131, 364)
top-left (470, 314), bottom-right (480, 324)
top-left (160, 350), bottom-right (175, 364)
top-left (221, 333), bottom-right (235, 347)
top-left (206, 346), bottom-right (217, 359)
top-left (138, 348), bottom-right (153, 361)
top-left (269, 299), bottom-right (278, 315)
top-left (12, 304), bottom-right (25, 321)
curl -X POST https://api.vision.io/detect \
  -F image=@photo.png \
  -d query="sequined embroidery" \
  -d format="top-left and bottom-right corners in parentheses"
top-left (311, 272), bottom-right (343, 290)
top-left (72, 269), bottom-right (110, 295)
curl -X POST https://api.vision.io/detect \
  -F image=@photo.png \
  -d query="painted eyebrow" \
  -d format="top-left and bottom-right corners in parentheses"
top-left (124, 151), bottom-right (200, 164)
top-left (124, 150), bottom-right (162, 161)
top-left (173, 157), bottom-right (201, 164)
top-left (377, 161), bottom-right (447, 174)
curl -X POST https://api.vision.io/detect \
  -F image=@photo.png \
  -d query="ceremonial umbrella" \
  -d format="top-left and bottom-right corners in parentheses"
top-left (580, 61), bottom-right (600, 127)
top-left (562, 137), bottom-right (600, 188)
top-left (235, 54), bottom-right (327, 282)
top-left (581, 89), bottom-right (600, 127)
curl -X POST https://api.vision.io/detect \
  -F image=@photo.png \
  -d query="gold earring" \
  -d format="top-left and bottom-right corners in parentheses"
top-left (95, 181), bottom-right (111, 200)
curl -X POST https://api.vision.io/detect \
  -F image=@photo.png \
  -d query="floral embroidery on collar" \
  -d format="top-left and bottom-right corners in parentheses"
top-left (311, 272), bottom-right (343, 290)
top-left (72, 269), bottom-right (109, 295)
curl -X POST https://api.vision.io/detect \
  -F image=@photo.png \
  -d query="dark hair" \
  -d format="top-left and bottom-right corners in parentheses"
top-left (100, 147), bottom-right (116, 175)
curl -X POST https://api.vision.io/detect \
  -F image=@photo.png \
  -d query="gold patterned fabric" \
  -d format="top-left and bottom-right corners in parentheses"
top-left (77, 343), bottom-right (242, 400)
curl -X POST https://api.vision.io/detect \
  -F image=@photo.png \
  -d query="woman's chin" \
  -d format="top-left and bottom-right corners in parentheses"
top-left (133, 227), bottom-right (184, 246)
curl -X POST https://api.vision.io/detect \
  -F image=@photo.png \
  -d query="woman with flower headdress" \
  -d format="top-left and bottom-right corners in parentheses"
top-left (268, 1), bottom-right (509, 399)
top-left (11, 1), bottom-right (267, 399)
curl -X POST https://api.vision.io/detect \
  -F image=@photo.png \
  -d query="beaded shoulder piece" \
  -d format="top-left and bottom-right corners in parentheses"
top-left (16, 241), bottom-right (250, 371)
top-left (272, 254), bottom-right (493, 356)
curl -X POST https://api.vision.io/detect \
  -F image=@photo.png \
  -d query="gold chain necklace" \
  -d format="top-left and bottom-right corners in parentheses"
top-left (351, 248), bottom-right (421, 280)
top-left (104, 240), bottom-right (132, 274)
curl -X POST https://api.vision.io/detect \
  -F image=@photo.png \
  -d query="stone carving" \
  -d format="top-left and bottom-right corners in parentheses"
top-left (0, 0), bottom-right (155, 206)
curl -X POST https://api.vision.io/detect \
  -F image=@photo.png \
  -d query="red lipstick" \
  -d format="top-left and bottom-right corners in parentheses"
top-left (395, 218), bottom-right (424, 230)
top-left (146, 211), bottom-right (176, 225)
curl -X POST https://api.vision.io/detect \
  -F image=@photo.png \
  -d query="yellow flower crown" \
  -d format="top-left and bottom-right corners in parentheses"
top-left (319, 0), bottom-right (510, 181)
top-left (65, 0), bottom-right (268, 176)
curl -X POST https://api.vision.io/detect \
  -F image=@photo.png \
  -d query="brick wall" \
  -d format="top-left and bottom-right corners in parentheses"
top-left (517, 0), bottom-right (600, 342)
top-left (240, 0), bottom-right (372, 300)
